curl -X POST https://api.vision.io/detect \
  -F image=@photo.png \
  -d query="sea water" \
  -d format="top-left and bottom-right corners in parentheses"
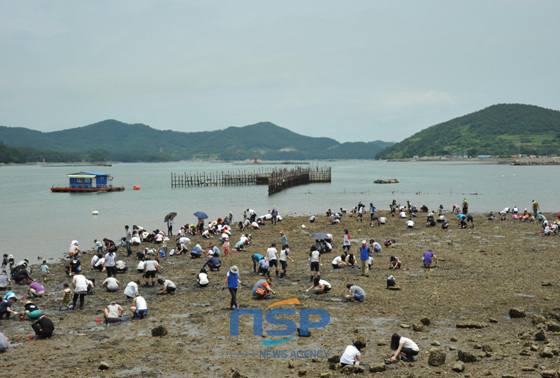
top-left (1, 160), bottom-right (558, 261)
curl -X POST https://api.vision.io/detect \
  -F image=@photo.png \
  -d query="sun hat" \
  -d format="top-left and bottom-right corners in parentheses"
top-left (230, 266), bottom-right (239, 274)
top-left (362, 240), bottom-right (367, 244)
top-left (279, 230), bottom-right (285, 234)
top-left (110, 300), bottom-right (116, 304)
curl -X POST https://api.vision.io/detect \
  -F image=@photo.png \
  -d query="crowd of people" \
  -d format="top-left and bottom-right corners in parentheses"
top-left (0, 198), bottom-right (555, 366)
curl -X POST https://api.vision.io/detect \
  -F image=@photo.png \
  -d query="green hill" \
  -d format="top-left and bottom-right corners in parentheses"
top-left (377, 104), bottom-right (560, 159)
top-left (0, 121), bottom-right (392, 162)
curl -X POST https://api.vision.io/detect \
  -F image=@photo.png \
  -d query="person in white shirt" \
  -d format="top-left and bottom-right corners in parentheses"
top-left (340, 339), bottom-right (366, 366)
top-left (130, 293), bottom-right (148, 319)
top-left (306, 277), bottom-right (331, 293)
top-left (267, 244), bottom-right (279, 277)
top-left (197, 268), bottom-right (209, 287)
top-left (405, 218), bottom-right (415, 228)
top-left (104, 300), bottom-right (123, 323)
top-left (157, 279), bottom-right (176, 295)
top-left (102, 277), bottom-right (121, 292)
top-left (332, 255), bottom-right (345, 269)
top-left (391, 333), bottom-right (420, 362)
top-left (124, 280), bottom-right (139, 298)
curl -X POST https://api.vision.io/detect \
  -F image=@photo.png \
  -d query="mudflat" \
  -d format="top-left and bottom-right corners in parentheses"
top-left (1, 210), bottom-right (559, 377)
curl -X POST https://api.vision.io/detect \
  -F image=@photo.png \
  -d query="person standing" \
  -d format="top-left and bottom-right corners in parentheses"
top-left (223, 266), bottom-right (242, 310)
top-left (125, 225), bottom-right (132, 257)
top-left (167, 217), bottom-right (174, 236)
top-left (280, 230), bottom-right (288, 248)
top-left (143, 257), bottom-right (161, 287)
top-left (71, 270), bottom-right (89, 310)
top-left (532, 200), bottom-right (540, 218)
top-left (104, 250), bottom-right (117, 278)
top-left (359, 240), bottom-right (371, 277)
top-left (267, 243), bottom-right (279, 277)
top-left (279, 244), bottom-right (294, 278)
top-left (271, 207), bottom-right (278, 225)
top-left (343, 230), bottom-right (351, 252)
top-left (309, 246), bottom-right (322, 282)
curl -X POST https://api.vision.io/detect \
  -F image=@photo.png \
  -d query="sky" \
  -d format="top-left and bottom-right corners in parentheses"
top-left (1, 1), bottom-right (559, 143)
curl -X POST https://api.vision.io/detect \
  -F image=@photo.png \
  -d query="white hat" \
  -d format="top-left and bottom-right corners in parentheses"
top-left (362, 240), bottom-right (367, 244)
top-left (230, 266), bottom-right (239, 274)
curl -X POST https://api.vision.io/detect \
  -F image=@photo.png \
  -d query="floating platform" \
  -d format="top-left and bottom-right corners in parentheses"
top-left (374, 179), bottom-right (399, 184)
top-left (51, 186), bottom-right (125, 193)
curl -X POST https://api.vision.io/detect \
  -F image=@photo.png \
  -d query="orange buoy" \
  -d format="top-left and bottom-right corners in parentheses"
top-left (133, 185), bottom-right (141, 190)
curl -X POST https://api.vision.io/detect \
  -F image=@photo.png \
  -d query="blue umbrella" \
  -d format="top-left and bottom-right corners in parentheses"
top-left (310, 232), bottom-right (330, 239)
top-left (193, 211), bottom-right (208, 219)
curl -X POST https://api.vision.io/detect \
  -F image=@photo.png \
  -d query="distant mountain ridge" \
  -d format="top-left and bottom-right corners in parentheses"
top-left (0, 120), bottom-right (392, 162)
top-left (378, 104), bottom-right (560, 158)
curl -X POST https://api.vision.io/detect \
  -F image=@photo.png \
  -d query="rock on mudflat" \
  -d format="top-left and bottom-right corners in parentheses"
top-left (428, 349), bottom-right (446, 366)
top-left (341, 365), bottom-right (364, 374)
top-left (369, 363), bottom-right (386, 373)
top-left (452, 361), bottom-right (465, 372)
top-left (456, 321), bottom-right (486, 329)
top-left (458, 350), bottom-right (478, 363)
top-left (151, 325), bottom-right (168, 337)
top-left (509, 308), bottom-right (526, 318)
top-left (98, 362), bottom-right (109, 370)
top-left (541, 370), bottom-right (560, 378)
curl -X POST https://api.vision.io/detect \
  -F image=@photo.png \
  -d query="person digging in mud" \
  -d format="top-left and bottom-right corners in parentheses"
top-left (332, 254), bottom-right (346, 269)
top-left (306, 277), bottom-right (331, 294)
top-left (390, 333), bottom-right (419, 362)
top-left (130, 293), bottom-right (148, 319)
top-left (157, 278), bottom-right (176, 295)
top-left (104, 300), bottom-right (123, 323)
top-left (345, 284), bottom-right (365, 302)
top-left (340, 337), bottom-right (366, 366)
top-left (251, 277), bottom-right (275, 299)
top-left (422, 250), bottom-right (437, 268)
top-left (389, 256), bottom-right (402, 270)
top-left (142, 256), bottom-right (161, 287)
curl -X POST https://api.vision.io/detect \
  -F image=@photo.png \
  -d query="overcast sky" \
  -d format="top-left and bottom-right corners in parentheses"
top-left (1, 1), bottom-right (558, 143)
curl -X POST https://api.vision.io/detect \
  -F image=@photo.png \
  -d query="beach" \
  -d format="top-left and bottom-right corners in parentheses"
top-left (1, 210), bottom-right (560, 377)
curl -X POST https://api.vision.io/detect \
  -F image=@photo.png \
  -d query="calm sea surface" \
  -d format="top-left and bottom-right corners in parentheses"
top-left (1, 160), bottom-right (558, 261)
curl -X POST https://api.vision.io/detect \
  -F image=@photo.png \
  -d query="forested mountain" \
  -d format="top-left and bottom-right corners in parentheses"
top-left (377, 104), bottom-right (560, 158)
top-left (0, 121), bottom-right (392, 163)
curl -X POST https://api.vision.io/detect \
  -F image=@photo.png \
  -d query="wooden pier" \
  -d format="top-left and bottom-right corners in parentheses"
top-left (171, 166), bottom-right (331, 195)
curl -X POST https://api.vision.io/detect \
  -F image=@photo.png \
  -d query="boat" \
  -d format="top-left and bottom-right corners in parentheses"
top-left (373, 179), bottom-right (399, 184)
top-left (51, 172), bottom-right (125, 193)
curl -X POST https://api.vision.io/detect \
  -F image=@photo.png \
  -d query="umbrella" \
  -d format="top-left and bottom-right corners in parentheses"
top-left (193, 211), bottom-right (208, 219)
top-left (310, 232), bottom-right (330, 239)
top-left (164, 212), bottom-right (177, 223)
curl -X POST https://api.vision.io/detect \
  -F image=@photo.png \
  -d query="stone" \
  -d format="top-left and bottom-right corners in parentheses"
top-left (369, 363), bottom-right (386, 373)
top-left (428, 349), bottom-right (446, 366)
top-left (327, 354), bottom-right (341, 363)
top-left (541, 281), bottom-right (553, 286)
top-left (341, 365), bottom-right (364, 374)
top-left (452, 361), bottom-right (465, 372)
top-left (488, 317), bottom-right (498, 323)
top-left (320, 374), bottom-right (330, 378)
top-left (535, 329), bottom-right (548, 342)
top-left (509, 308), bottom-right (526, 318)
top-left (151, 326), bottom-right (168, 337)
top-left (458, 350), bottom-right (478, 363)
top-left (540, 347), bottom-right (554, 358)
top-left (482, 345), bottom-right (493, 352)
top-left (412, 323), bottom-right (425, 332)
top-left (400, 323), bottom-right (411, 328)
top-left (328, 363), bottom-right (338, 371)
top-left (547, 321), bottom-right (560, 332)
top-left (541, 371), bottom-right (559, 378)
top-left (450, 337), bottom-right (458, 342)
top-left (533, 315), bottom-right (547, 324)
top-left (288, 360), bottom-right (295, 369)
top-left (456, 321), bottom-right (486, 329)
top-left (421, 317), bottom-right (431, 326)
top-left (431, 341), bottom-right (441, 346)
top-left (298, 370), bottom-right (307, 376)
top-left (98, 362), bottom-right (109, 370)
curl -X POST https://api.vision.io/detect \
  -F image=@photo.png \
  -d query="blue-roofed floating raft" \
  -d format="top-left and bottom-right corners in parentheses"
top-left (51, 172), bottom-right (125, 193)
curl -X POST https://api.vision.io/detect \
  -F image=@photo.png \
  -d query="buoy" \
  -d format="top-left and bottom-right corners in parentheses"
top-left (133, 185), bottom-right (141, 190)
top-left (92, 211), bottom-right (99, 215)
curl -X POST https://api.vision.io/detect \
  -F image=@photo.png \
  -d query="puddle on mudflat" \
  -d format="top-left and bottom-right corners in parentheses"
top-left (514, 293), bottom-right (535, 298)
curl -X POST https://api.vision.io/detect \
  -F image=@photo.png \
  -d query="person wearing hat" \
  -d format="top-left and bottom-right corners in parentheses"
top-left (69, 240), bottom-right (81, 258)
top-left (223, 266), bottom-right (243, 310)
top-left (280, 230), bottom-right (288, 248)
top-left (130, 293), bottom-right (148, 319)
top-left (359, 240), bottom-right (372, 277)
top-left (24, 300), bottom-right (42, 320)
top-left (104, 300), bottom-right (124, 323)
